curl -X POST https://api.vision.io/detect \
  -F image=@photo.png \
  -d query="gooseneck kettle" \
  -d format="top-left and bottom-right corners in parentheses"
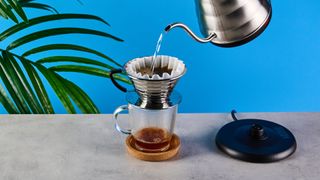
top-left (165, 0), bottom-right (272, 47)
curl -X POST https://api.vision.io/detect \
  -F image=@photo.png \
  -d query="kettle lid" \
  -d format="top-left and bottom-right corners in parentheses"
top-left (215, 118), bottom-right (297, 163)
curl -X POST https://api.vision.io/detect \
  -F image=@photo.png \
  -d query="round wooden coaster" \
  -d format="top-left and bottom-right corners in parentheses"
top-left (125, 134), bottom-right (180, 161)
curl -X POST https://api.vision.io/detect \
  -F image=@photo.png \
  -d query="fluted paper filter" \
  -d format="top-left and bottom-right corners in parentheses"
top-left (125, 55), bottom-right (185, 79)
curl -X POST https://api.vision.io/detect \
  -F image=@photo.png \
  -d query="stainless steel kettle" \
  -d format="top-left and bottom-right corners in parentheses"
top-left (165, 0), bottom-right (272, 47)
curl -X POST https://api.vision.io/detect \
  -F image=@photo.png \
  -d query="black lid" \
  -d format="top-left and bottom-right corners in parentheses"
top-left (215, 119), bottom-right (297, 163)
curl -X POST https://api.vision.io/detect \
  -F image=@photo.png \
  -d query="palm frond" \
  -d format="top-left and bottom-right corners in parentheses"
top-left (18, 0), bottom-right (35, 3)
top-left (0, 53), bottom-right (31, 113)
top-left (31, 62), bottom-right (77, 113)
top-left (2, 51), bottom-right (44, 113)
top-left (22, 43), bottom-right (120, 67)
top-left (0, 0), bottom-right (30, 23)
top-left (3, 53), bottom-right (102, 114)
top-left (8, 0), bottom-right (28, 22)
top-left (7, 27), bottom-right (123, 50)
top-left (49, 65), bottom-right (130, 84)
top-left (57, 76), bottom-right (99, 114)
top-left (37, 56), bottom-right (115, 70)
top-left (32, 61), bottom-right (101, 114)
top-left (0, 4), bottom-right (128, 114)
top-left (0, 14), bottom-right (110, 41)
top-left (19, 57), bottom-right (54, 113)
top-left (0, 83), bottom-right (19, 113)
top-left (19, 2), bottom-right (58, 14)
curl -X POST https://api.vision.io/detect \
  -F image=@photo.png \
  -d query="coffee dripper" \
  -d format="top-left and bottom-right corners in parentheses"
top-left (110, 56), bottom-right (186, 160)
top-left (110, 55), bottom-right (186, 109)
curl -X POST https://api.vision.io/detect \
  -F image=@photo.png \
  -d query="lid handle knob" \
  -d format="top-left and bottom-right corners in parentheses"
top-left (250, 124), bottom-right (267, 140)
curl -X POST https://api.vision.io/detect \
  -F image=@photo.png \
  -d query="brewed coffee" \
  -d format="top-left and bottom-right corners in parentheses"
top-left (134, 127), bottom-right (171, 152)
top-left (138, 66), bottom-right (173, 77)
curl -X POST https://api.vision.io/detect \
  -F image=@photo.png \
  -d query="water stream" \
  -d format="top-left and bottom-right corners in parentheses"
top-left (149, 32), bottom-right (165, 76)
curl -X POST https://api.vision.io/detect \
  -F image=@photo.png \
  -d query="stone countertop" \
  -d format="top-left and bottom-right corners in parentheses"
top-left (0, 113), bottom-right (319, 180)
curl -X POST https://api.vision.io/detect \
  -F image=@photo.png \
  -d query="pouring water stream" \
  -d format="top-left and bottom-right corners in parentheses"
top-left (149, 32), bottom-right (165, 76)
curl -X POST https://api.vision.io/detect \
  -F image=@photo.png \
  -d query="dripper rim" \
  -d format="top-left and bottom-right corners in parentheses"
top-left (124, 55), bottom-right (187, 81)
top-left (126, 67), bottom-right (186, 82)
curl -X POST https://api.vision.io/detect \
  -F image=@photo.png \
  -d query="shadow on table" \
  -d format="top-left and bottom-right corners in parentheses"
top-left (171, 126), bottom-right (225, 161)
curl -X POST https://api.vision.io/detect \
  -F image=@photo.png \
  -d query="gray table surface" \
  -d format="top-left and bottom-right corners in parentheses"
top-left (0, 113), bottom-right (319, 180)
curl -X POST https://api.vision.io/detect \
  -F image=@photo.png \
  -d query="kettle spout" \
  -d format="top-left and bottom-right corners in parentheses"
top-left (165, 22), bottom-right (216, 43)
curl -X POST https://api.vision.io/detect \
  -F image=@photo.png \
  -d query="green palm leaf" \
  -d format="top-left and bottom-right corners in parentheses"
top-left (0, 54), bottom-right (30, 113)
top-left (0, 14), bottom-right (110, 41)
top-left (0, 7), bottom-right (8, 19)
top-left (37, 56), bottom-right (115, 70)
top-left (7, 27), bottom-right (123, 50)
top-left (49, 65), bottom-right (131, 84)
top-left (0, 83), bottom-right (18, 113)
top-left (0, 0), bottom-right (19, 23)
top-left (8, 0), bottom-right (28, 22)
top-left (18, 0), bottom-right (35, 2)
top-left (0, 0), bottom-right (18, 23)
top-left (57, 76), bottom-right (99, 113)
top-left (2, 51), bottom-right (44, 113)
top-left (32, 62), bottom-right (76, 114)
top-left (0, 1), bottom-right (126, 114)
top-left (22, 44), bottom-right (121, 67)
top-left (19, 2), bottom-right (58, 14)
top-left (19, 57), bottom-right (54, 113)
top-left (0, 0), bottom-right (31, 23)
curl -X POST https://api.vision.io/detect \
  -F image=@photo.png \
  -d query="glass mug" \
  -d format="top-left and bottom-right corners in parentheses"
top-left (113, 92), bottom-right (180, 153)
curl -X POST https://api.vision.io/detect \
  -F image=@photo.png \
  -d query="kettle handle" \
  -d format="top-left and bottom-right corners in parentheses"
top-left (110, 69), bottom-right (128, 92)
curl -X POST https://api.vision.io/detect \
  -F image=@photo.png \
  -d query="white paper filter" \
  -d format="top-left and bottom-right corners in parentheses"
top-left (125, 55), bottom-right (185, 80)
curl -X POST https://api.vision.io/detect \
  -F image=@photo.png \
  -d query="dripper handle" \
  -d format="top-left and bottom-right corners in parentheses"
top-left (110, 69), bottom-right (127, 92)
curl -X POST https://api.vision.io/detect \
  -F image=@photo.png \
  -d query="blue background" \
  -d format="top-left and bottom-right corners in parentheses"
top-left (1, 0), bottom-right (320, 113)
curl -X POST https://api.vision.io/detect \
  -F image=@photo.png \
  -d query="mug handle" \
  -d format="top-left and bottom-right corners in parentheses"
top-left (110, 69), bottom-right (128, 92)
top-left (113, 105), bottom-right (131, 134)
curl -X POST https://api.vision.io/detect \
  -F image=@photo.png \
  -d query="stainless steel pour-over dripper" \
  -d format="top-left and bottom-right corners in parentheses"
top-left (110, 56), bottom-right (186, 109)
top-left (165, 0), bottom-right (272, 47)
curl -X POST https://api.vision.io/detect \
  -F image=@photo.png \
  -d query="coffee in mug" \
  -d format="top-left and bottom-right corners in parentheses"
top-left (134, 127), bottom-right (172, 152)
top-left (113, 91), bottom-right (180, 153)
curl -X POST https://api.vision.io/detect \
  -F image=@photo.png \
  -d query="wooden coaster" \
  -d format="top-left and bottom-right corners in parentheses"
top-left (125, 134), bottom-right (180, 161)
